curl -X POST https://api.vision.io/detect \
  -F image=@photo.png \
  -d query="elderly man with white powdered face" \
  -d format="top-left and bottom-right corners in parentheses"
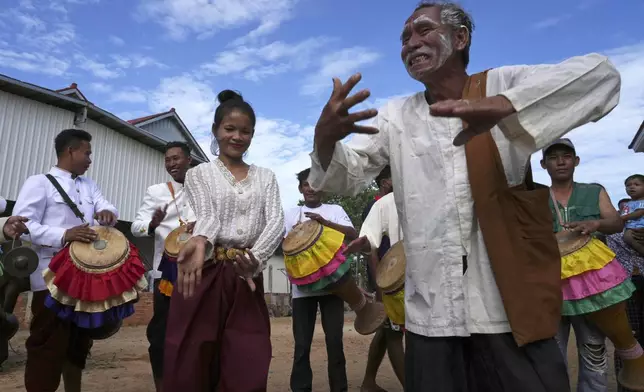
top-left (307, 2), bottom-right (621, 391)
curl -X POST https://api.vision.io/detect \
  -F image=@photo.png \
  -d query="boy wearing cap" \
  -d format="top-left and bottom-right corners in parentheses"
top-left (541, 138), bottom-right (624, 392)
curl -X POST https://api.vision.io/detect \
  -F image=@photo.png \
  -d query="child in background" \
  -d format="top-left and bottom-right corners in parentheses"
top-left (622, 174), bottom-right (644, 256)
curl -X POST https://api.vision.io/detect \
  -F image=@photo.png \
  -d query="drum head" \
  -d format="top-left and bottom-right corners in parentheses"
top-left (376, 241), bottom-right (406, 293)
top-left (165, 225), bottom-right (191, 258)
top-left (282, 220), bottom-right (323, 256)
top-left (2, 246), bottom-right (39, 278)
top-left (556, 231), bottom-right (591, 257)
top-left (70, 226), bottom-right (129, 273)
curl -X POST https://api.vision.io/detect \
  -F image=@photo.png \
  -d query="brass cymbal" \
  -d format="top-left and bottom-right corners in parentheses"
top-left (2, 246), bottom-right (39, 278)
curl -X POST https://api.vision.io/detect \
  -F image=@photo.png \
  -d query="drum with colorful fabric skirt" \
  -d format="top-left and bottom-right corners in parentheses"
top-left (43, 226), bottom-right (147, 340)
top-left (157, 225), bottom-right (192, 297)
top-left (376, 241), bottom-right (405, 328)
top-left (557, 230), bottom-right (644, 390)
top-left (283, 220), bottom-right (387, 335)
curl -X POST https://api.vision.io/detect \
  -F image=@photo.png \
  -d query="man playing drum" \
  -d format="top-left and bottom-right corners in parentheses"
top-left (350, 166), bottom-right (404, 392)
top-left (131, 141), bottom-right (196, 392)
top-left (286, 168), bottom-right (357, 392)
top-left (541, 139), bottom-right (636, 391)
top-left (12, 128), bottom-right (119, 392)
top-left (307, 2), bottom-right (621, 391)
top-left (350, 181), bottom-right (405, 391)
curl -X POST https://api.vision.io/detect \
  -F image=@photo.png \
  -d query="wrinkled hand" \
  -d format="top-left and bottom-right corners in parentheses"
top-left (234, 249), bottom-right (260, 292)
top-left (177, 236), bottom-right (207, 298)
top-left (343, 236), bottom-right (370, 255)
top-left (564, 220), bottom-right (600, 235)
top-left (94, 210), bottom-right (117, 226)
top-left (314, 73), bottom-right (379, 150)
top-left (2, 216), bottom-right (29, 240)
top-left (149, 205), bottom-right (168, 231)
top-left (186, 221), bottom-right (196, 234)
top-left (64, 223), bottom-right (99, 243)
top-left (429, 95), bottom-right (516, 146)
top-left (304, 212), bottom-right (328, 226)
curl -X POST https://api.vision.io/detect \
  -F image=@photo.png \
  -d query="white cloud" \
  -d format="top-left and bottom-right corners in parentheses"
top-left (72, 53), bottom-right (166, 79)
top-left (109, 35), bottom-right (125, 46)
top-left (0, 49), bottom-right (69, 75)
top-left (136, 0), bottom-right (298, 41)
top-left (111, 53), bottom-right (166, 69)
top-left (110, 87), bottom-right (148, 103)
top-left (300, 47), bottom-right (381, 96)
top-left (74, 54), bottom-right (122, 79)
top-left (532, 14), bottom-right (571, 30)
top-left (200, 37), bottom-right (329, 81)
top-left (89, 82), bottom-right (112, 93)
top-left (531, 42), bottom-right (644, 206)
top-left (148, 74), bottom-right (217, 135)
top-left (16, 22), bottom-right (76, 51)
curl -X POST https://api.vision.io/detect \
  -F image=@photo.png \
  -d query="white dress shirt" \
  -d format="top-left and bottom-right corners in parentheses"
top-left (309, 53), bottom-right (621, 338)
top-left (360, 193), bottom-right (402, 250)
top-left (12, 166), bottom-right (118, 291)
top-left (0, 216), bottom-right (8, 243)
top-left (131, 180), bottom-right (196, 279)
top-left (284, 203), bottom-right (354, 299)
top-left (0, 196), bottom-right (6, 214)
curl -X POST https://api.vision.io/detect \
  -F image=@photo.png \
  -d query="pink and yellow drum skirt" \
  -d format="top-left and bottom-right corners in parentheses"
top-left (561, 237), bottom-right (635, 316)
top-left (285, 225), bottom-right (350, 293)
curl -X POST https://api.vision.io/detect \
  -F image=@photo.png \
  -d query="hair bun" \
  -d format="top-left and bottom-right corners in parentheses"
top-left (217, 89), bottom-right (243, 104)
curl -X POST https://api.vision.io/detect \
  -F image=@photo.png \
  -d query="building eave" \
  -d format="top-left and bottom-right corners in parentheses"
top-left (0, 73), bottom-right (207, 164)
top-left (628, 120), bottom-right (644, 153)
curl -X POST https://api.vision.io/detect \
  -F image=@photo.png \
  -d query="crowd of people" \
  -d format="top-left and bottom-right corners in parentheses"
top-left (1, 1), bottom-right (642, 391)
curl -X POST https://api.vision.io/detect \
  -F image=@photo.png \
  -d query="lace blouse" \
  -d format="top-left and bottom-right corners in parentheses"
top-left (186, 159), bottom-right (285, 271)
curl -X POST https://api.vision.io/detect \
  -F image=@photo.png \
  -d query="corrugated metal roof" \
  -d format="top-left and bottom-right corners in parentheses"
top-left (0, 73), bottom-right (208, 164)
top-left (628, 120), bottom-right (644, 153)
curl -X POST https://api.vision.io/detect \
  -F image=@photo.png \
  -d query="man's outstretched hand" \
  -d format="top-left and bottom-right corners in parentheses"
top-left (314, 73), bottom-right (379, 169)
top-left (430, 95), bottom-right (516, 146)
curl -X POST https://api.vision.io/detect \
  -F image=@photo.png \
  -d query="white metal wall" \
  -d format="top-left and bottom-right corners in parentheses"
top-left (262, 254), bottom-right (290, 294)
top-left (0, 90), bottom-right (171, 222)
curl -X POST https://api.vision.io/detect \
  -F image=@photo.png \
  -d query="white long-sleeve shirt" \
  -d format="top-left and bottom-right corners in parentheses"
top-left (186, 159), bottom-right (285, 271)
top-left (12, 166), bottom-right (118, 291)
top-left (130, 181), bottom-right (196, 279)
top-left (309, 53), bottom-right (621, 338)
top-left (360, 192), bottom-right (402, 250)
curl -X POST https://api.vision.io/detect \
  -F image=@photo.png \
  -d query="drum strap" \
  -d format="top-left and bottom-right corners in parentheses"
top-left (549, 189), bottom-right (566, 227)
top-left (45, 174), bottom-right (86, 223)
top-left (166, 182), bottom-right (186, 226)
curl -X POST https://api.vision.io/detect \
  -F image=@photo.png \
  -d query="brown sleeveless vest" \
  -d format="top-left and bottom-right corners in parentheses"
top-left (463, 71), bottom-right (561, 347)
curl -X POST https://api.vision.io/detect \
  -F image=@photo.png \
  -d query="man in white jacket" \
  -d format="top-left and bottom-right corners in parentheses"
top-left (130, 141), bottom-right (196, 392)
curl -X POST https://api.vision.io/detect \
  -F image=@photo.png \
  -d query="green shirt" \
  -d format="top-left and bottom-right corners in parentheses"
top-left (548, 182), bottom-right (601, 233)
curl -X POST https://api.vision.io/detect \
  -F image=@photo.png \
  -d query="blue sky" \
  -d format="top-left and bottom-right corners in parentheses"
top-left (1, 0), bottom-right (643, 208)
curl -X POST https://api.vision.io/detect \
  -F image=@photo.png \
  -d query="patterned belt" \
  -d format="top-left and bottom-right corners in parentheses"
top-left (212, 246), bottom-right (244, 263)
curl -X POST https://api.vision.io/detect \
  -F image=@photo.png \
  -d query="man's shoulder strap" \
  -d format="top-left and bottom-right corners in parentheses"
top-left (45, 174), bottom-right (86, 222)
top-left (464, 69), bottom-right (536, 190)
top-left (166, 182), bottom-right (176, 200)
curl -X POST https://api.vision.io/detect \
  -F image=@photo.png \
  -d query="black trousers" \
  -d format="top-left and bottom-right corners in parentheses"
top-left (146, 279), bottom-right (171, 380)
top-left (405, 331), bottom-right (570, 392)
top-left (290, 294), bottom-right (347, 392)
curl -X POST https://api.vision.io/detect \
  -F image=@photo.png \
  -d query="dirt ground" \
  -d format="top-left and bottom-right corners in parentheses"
top-left (0, 313), bottom-right (619, 391)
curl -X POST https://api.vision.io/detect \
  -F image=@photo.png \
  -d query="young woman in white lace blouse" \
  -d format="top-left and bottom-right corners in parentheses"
top-left (163, 90), bottom-right (285, 392)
